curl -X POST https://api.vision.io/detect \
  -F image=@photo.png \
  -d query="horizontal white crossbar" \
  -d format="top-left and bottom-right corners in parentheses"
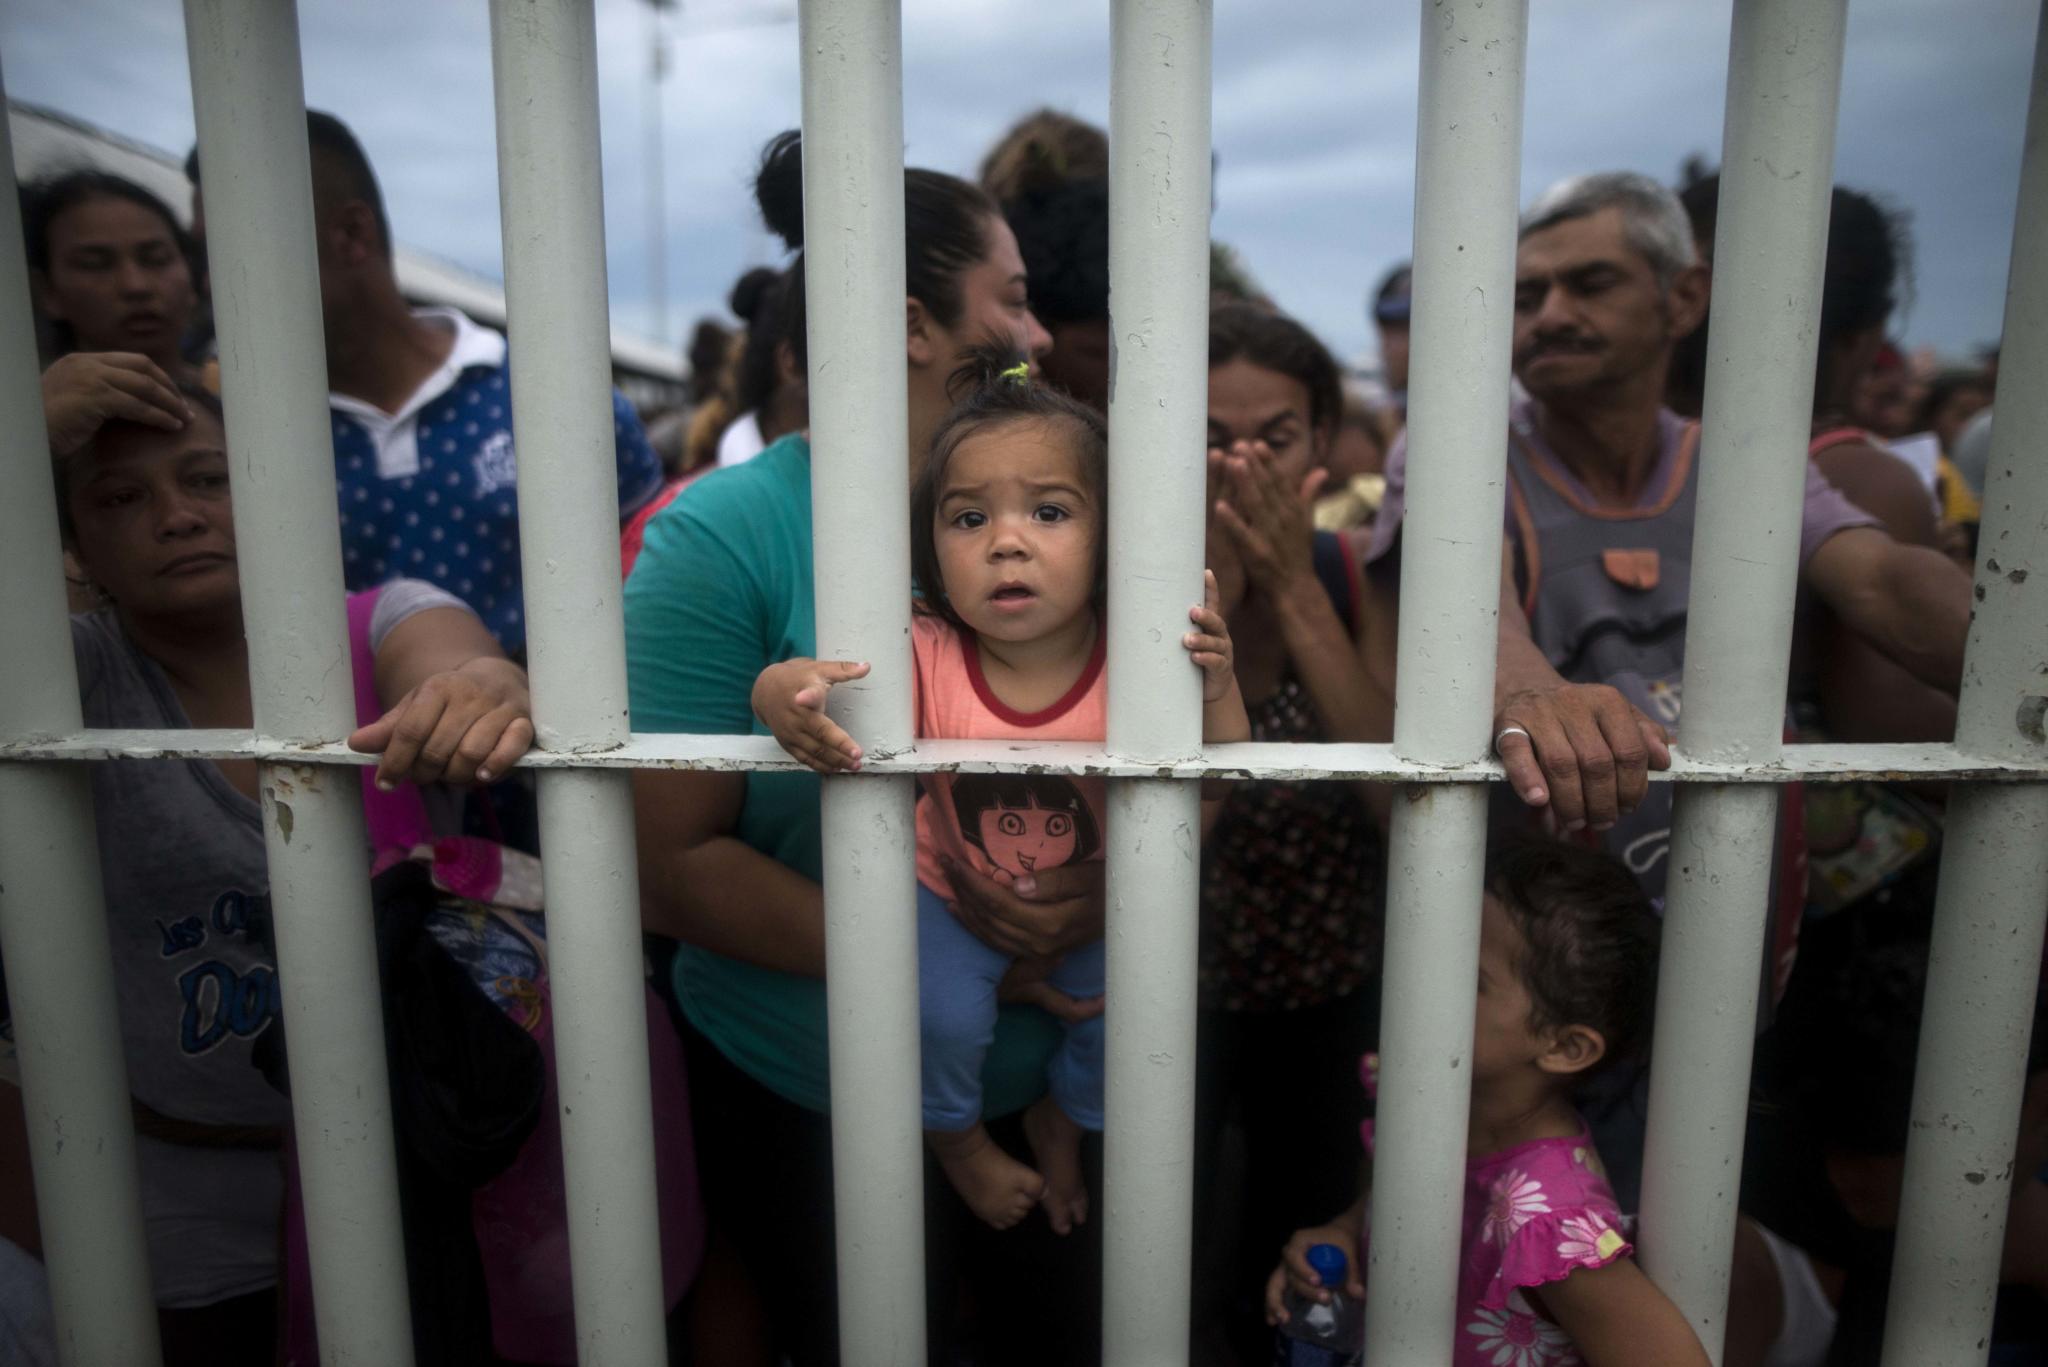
top-left (2, 729), bottom-right (2042, 784)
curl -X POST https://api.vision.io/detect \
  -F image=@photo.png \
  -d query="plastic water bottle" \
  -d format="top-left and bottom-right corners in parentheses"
top-left (1273, 1243), bottom-right (1364, 1366)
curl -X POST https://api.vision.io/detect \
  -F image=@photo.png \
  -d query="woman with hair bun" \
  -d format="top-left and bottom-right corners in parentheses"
top-left (713, 264), bottom-right (807, 469)
top-left (625, 132), bottom-right (1096, 1365)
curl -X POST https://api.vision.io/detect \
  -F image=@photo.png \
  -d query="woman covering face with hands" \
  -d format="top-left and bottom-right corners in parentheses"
top-left (1193, 301), bottom-right (1399, 1362)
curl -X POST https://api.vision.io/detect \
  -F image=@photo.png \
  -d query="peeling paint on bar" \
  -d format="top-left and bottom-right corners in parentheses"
top-left (1880, 5), bottom-right (2048, 1362)
top-left (9, 732), bottom-right (2042, 785)
top-left (1101, 3), bottom-right (1214, 1358)
top-left (0, 0), bottom-right (2040, 1360)
top-left (0, 47), bottom-right (163, 1365)
top-left (1365, 2), bottom-right (1529, 1357)
top-left (183, 0), bottom-right (416, 1357)
top-left (488, 2), bottom-right (669, 1358)
top-left (1638, 1), bottom-right (1851, 1349)
top-left (797, 0), bottom-right (930, 1357)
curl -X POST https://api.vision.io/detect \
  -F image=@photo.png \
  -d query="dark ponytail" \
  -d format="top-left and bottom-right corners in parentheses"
top-left (752, 130), bottom-right (1001, 372)
top-left (753, 130), bottom-right (807, 251)
top-left (909, 342), bottom-right (1108, 633)
top-left (727, 265), bottom-right (792, 416)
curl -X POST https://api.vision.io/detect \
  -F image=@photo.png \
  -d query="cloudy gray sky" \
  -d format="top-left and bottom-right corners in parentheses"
top-left (4, 0), bottom-right (2036, 368)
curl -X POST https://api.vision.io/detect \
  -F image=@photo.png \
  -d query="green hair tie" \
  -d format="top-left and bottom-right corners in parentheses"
top-left (998, 361), bottom-right (1031, 386)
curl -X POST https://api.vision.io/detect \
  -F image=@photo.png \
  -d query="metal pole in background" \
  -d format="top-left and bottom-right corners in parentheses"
top-left (182, 3), bottom-right (417, 1360)
top-left (1365, 1), bottom-right (1526, 1359)
top-left (1637, 0), bottom-right (1848, 1357)
top-left (795, 0), bottom-right (927, 1359)
top-left (0, 56), bottom-right (162, 1367)
top-left (487, 3), bottom-right (668, 1363)
top-left (1103, 1), bottom-right (1212, 1359)
top-left (1880, 6), bottom-right (2048, 1360)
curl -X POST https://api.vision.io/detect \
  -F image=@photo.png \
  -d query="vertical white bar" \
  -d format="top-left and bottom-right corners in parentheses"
top-left (485, 4), bottom-right (668, 1363)
top-left (0, 65), bottom-right (162, 1361)
top-left (181, 3), bottom-right (417, 1361)
top-left (1881, 7), bottom-right (2048, 1361)
top-left (1637, 1), bottom-right (1847, 1355)
top-left (1103, 2), bottom-right (1211, 1360)
top-left (794, 0), bottom-right (927, 1358)
top-left (1366, 2), bottom-right (1527, 1360)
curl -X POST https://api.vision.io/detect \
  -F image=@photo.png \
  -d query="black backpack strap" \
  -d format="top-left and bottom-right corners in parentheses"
top-left (1310, 530), bottom-right (1359, 632)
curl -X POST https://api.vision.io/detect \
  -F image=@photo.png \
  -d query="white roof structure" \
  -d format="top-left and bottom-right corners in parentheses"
top-left (9, 99), bottom-right (686, 395)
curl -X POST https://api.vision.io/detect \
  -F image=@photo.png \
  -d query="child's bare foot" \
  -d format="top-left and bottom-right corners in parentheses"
top-left (928, 1124), bottom-right (1044, 1230)
top-left (1023, 1095), bottom-right (1089, 1235)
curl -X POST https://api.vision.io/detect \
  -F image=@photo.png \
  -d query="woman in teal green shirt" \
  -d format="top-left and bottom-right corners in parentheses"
top-left (625, 132), bottom-right (1106, 1365)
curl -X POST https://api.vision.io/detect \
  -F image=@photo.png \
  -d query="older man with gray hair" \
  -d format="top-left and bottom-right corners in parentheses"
top-left (1364, 170), bottom-right (1970, 908)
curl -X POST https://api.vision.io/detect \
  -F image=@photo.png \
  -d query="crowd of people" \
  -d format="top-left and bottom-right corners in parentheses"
top-left (0, 97), bottom-right (2040, 1367)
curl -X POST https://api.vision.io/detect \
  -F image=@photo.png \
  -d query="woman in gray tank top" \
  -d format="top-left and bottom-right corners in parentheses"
top-left (0, 389), bottom-right (533, 1366)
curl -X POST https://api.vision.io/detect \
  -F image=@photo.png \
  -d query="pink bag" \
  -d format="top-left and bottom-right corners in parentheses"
top-left (281, 591), bottom-right (703, 1365)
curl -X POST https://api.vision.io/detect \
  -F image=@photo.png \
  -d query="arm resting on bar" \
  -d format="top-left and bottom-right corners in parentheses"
top-left (1806, 445), bottom-right (1958, 747)
top-left (1803, 525), bottom-right (1970, 696)
top-left (354, 603), bottom-right (534, 788)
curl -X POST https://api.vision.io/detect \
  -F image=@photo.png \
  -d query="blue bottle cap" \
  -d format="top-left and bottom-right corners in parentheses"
top-left (1306, 1243), bottom-right (1348, 1289)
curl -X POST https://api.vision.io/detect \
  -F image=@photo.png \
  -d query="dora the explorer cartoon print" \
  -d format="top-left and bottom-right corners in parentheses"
top-left (948, 772), bottom-right (1101, 880)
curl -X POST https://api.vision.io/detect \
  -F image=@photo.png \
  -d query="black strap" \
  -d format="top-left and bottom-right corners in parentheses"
top-left (1309, 530), bottom-right (1357, 632)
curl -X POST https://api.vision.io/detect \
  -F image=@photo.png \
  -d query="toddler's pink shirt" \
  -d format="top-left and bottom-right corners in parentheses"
top-left (910, 613), bottom-right (1109, 901)
top-left (1360, 1053), bottom-right (1633, 1367)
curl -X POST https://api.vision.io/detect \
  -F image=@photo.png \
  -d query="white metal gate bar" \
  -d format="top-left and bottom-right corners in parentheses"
top-left (1, 0), bottom-right (2045, 1361)
top-left (796, 0), bottom-right (931, 1355)
top-left (8, 730), bottom-right (2048, 785)
top-left (0, 56), bottom-right (162, 1367)
top-left (1102, 1), bottom-right (1213, 1359)
top-left (1368, 1), bottom-right (1528, 1359)
top-left (182, 2), bottom-right (418, 1360)
top-left (487, 2), bottom-right (670, 1361)
top-left (1880, 7), bottom-right (2048, 1360)
top-left (1638, 0), bottom-right (1848, 1356)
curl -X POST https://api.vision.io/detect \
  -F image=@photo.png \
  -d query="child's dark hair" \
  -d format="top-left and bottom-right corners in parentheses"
top-left (950, 773), bottom-right (1101, 863)
top-left (909, 344), bottom-right (1109, 633)
top-left (1208, 300), bottom-right (1345, 436)
top-left (753, 130), bottom-right (1000, 372)
top-left (1484, 836), bottom-right (1661, 1079)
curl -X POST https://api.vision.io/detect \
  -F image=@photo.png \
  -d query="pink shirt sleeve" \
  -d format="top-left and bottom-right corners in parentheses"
top-left (1469, 1140), bottom-right (1633, 1315)
top-left (1798, 458), bottom-right (1882, 567)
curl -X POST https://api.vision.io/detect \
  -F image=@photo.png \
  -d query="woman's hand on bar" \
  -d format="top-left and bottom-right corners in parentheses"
top-left (349, 656), bottom-right (534, 789)
top-left (940, 856), bottom-right (1106, 959)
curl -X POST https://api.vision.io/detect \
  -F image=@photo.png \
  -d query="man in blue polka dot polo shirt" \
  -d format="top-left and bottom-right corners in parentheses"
top-left (195, 112), bottom-right (665, 657)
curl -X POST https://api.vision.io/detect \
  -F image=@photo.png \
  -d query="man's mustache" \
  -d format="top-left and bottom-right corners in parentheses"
top-left (1522, 332), bottom-right (1604, 359)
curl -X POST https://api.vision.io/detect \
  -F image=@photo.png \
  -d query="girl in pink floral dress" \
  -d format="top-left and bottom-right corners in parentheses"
top-left (1266, 839), bottom-right (1709, 1366)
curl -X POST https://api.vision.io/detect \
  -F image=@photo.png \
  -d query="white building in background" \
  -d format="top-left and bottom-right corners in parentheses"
top-left (8, 98), bottom-right (687, 412)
